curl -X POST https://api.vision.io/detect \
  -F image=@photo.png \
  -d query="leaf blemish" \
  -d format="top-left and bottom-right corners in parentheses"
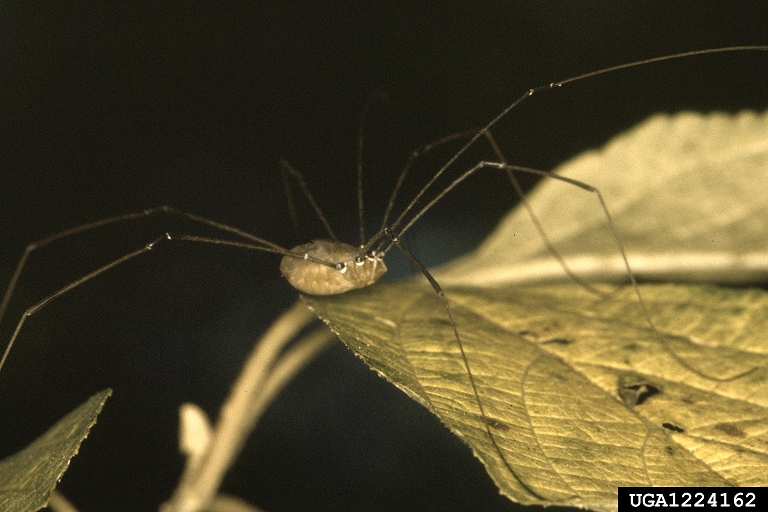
top-left (518, 330), bottom-right (572, 345)
top-left (623, 343), bottom-right (640, 352)
top-left (478, 415), bottom-right (511, 431)
top-left (662, 422), bottom-right (685, 433)
top-left (714, 423), bottom-right (746, 438)
top-left (539, 337), bottom-right (573, 345)
top-left (618, 381), bottom-right (661, 407)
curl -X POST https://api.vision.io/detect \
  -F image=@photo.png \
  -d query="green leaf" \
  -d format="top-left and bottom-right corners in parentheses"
top-left (303, 110), bottom-right (768, 510)
top-left (0, 389), bottom-right (112, 512)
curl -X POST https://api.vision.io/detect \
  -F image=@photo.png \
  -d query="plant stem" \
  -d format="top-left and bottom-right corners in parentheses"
top-left (161, 301), bottom-right (335, 512)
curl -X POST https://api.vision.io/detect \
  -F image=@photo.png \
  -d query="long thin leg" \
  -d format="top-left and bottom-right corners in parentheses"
top-left (387, 46), bottom-right (768, 237)
top-left (163, 233), bottom-right (341, 268)
top-left (279, 160), bottom-right (338, 242)
top-left (384, 160), bottom-right (629, 278)
top-left (379, 130), bottom-right (477, 235)
top-left (481, 129), bottom-right (606, 296)
top-left (0, 207), bottom-right (325, 375)
top-left (356, 91), bottom-right (390, 246)
top-left (0, 206), bottom-right (287, 329)
top-left (382, 227), bottom-right (547, 501)
top-left (0, 209), bottom-right (152, 330)
top-left (0, 237), bottom-right (164, 373)
top-left (280, 161), bottom-right (303, 239)
top-left (0, 231), bottom-right (337, 376)
top-left (361, 128), bottom-right (499, 256)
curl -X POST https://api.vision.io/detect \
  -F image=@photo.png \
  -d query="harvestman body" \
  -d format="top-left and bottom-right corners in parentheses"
top-left (1, 46), bottom-right (767, 500)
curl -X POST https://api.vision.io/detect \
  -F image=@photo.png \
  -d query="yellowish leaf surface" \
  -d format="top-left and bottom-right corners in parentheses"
top-left (305, 282), bottom-right (768, 510)
top-left (438, 109), bottom-right (768, 286)
top-left (305, 110), bottom-right (768, 510)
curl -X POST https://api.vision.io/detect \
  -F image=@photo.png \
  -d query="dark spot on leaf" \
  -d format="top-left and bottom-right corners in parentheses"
top-left (665, 446), bottom-right (674, 456)
top-left (619, 381), bottom-right (661, 407)
top-left (714, 423), bottom-right (745, 437)
top-left (518, 330), bottom-right (572, 345)
top-left (539, 337), bottom-right (573, 345)
top-left (662, 422), bottom-right (685, 433)
top-left (479, 416), bottom-right (510, 431)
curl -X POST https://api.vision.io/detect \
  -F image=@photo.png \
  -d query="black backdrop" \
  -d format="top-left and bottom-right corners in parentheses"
top-left (1, 3), bottom-right (767, 512)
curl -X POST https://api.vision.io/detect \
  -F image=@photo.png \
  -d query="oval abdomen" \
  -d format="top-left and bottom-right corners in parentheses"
top-left (280, 239), bottom-right (387, 295)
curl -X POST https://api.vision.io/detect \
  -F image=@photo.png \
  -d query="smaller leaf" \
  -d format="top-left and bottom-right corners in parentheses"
top-left (0, 389), bottom-right (112, 512)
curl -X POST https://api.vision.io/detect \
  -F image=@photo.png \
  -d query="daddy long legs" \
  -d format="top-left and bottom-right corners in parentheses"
top-left (2, 46), bottom-right (768, 510)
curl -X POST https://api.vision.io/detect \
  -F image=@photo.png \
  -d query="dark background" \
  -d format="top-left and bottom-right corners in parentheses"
top-left (1, 3), bottom-right (767, 512)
